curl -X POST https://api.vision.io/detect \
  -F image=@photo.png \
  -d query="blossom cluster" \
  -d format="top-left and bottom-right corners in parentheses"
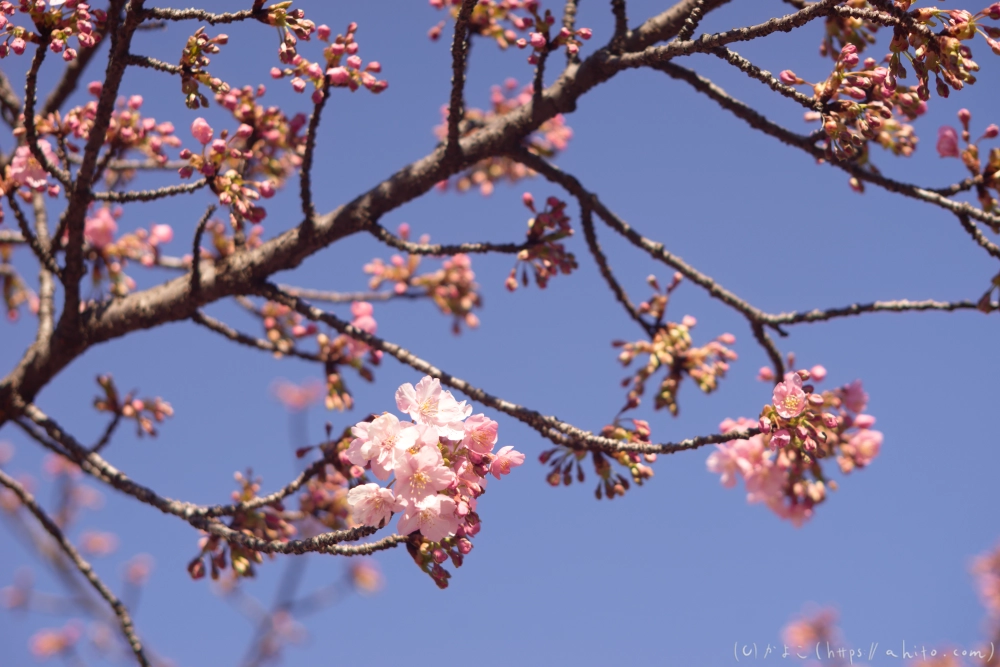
top-left (433, 78), bottom-right (572, 195)
top-left (787, 2), bottom-right (1000, 171)
top-left (76, 206), bottom-right (175, 297)
top-left (315, 301), bottom-right (381, 411)
top-left (364, 223), bottom-right (482, 334)
top-left (972, 542), bottom-right (1000, 620)
top-left (345, 376), bottom-right (523, 588)
top-left (4, 140), bottom-right (60, 196)
top-left (189, 470), bottom-right (297, 580)
top-left (271, 21), bottom-right (387, 101)
top-left (93, 374), bottom-right (174, 438)
top-left (615, 313), bottom-right (737, 416)
top-left (0, 0), bottom-right (104, 62)
top-left (539, 418), bottom-right (656, 500)
top-left (178, 27), bottom-right (232, 110)
top-left (707, 368), bottom-right (882, 526)
top-left (505, 192), bottom-right (577, 291)
top-left (936, 107), bottom-right (1000, 217)
top-left (428, 0), bottom-right (591, 62)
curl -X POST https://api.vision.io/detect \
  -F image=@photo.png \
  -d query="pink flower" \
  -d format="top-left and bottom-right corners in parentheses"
top-left (9, 141), bottom-right (58, 192)
top-left (347, 483), bottom-right (402, 528)
top-left (190, 117), bottom-right (213, 145)
top-left (396, 494), bottom-right (459, 542)
top-left (149, 224), bottom-right (173, 246)
top-left (847, 429), bottom-right (882, 466)
top-left (937, 125), bottom-right (959, 158)
top-left (84, 208), bottom-right (118, 250)
top-left (744, 462), bottom-right (785, 506)
top-left (841, 379), bottom-right (868, 413)
top-left (770, 428), bottom-right (791, 450)
top-left (706, 444), bottom-right (742, 488)
top-left (395, 376), bottom-right (471, 439)
top-left (347, 301), bottom-right (377, 358)
top-left (462, 414), bottom-right (498, 454)
top-left (489, 445), bottom-right (524, 479)
top-left (363, 413), bottom-right (412, 480)
top-left (327, 66), bottom-right (351, 86)
top-left (772, 374), bottom-right (807, 419)
top-left (393, 444), bottom-right (455, 503)
top-left (529, 32), bottom-right (547, 49)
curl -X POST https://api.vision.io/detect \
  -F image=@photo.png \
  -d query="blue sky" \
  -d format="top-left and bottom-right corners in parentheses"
top-left (2, 1), bottom-right (999, 665)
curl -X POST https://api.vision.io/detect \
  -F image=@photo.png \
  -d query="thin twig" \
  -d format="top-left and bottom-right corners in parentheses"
top-left (261, 282), bottom-right (759, 455)
top-left (674, 0), bottom-right (706, 42)
top-left (191, 310), bottom-right (322, 362)
top-left (0, 468), bottom-right (151, 667)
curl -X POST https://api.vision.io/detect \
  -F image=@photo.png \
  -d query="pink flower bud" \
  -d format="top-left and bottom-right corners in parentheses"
top-left (190, 117), bottom-right (213, 145)
top-left (759, 417), bottom-right (772, 434)
top-left (236, 124), bottom-right (254, 139)
top-left (210, 139), bottom-right (227, 154)
top-left (317, 24), bottom-right (331, 40)
top-left (327, 66), bottom-right (351, 86)
top-left (576, 27), bottom-right (592, 40)
top-left (936, 125), bottom-right (960, 158)
top-left (757, 366), bottom-right (775, 382)
top-left (529, 32), bottom-right (547, 49)
top-left (809, 365), bottom-right (827, 382)
top-left (681, 315), bottom-right (697, 328)
top-left (770, 428), bottom-right (791, 450)
top-left (984, 124), bottom-right (999, 139)
top-left (366, 61), bottom-right (381, 73)
top-left (854, 414), bottom-right (876, 429)
top-left (290, 77), bottom-right (307, 93)
top-left (522, 192), bottom-right (535, 210)
top-left (346, 54), bottom-right (362, 70)
top-left (258, 181), bottom-right (276, 198)
top-left (822, 413), bottom-right (838, 429)
top-left (87, 81), bottom-right (103, 96)
top-left (958, 108), bottom-right (972, 125)
top-left (779, 70), bottom-right (798, 85)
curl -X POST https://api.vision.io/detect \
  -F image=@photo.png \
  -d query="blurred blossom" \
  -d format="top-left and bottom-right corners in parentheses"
top-left (972, 543), bottom-right (1000, 618)
top-left (0, 440), bottom-right (14, 464)
top-left (123, 554), bottom-right (155, 586)
top-left (42, 454), bottom-right (82, 478)
top-left (349, 559), bottom-right (383, 594)
top-left (80, 531), bottom-right (119, 557)
top-left (29, 622), bottom-right (82, 659)
top-left (271, 378), bottom-right (324, 411)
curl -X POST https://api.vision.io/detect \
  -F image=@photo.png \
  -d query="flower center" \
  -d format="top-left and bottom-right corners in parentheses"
top-left (411, 471), bottom-right (430, 492)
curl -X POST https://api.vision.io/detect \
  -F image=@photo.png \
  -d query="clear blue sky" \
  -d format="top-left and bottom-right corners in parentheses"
top-left (2, 1), bottom-right (999, 665)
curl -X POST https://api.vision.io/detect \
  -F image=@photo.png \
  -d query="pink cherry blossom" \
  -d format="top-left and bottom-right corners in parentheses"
top-left (489, 446), bottom-right (524, 479)
top-left (847, 429), bottom-right (882, 466)
top-left (362, 413), bottom-right (412, 480)
top-left (395, 376), bottom-right (471, 438)
top-left (149, 224), bottom-right (173, 246)
top-left (809, 365), bottom-right (827, 382)
top-left (396, 494), bottom-right (459, 542)
top-left (462, 414), bottom-right (498, 454)
top-left (841, 379), bottom-right (868, 413)
top-left (347, 301), bottom-right (377, 358)
top-left (772, 374), bottom-right (807, 419)
top-left (190, 117), bottom-right (213, 145)
top-left (9, 141), bottom-right (58, 192)
top-left (937, 125), bottom-right (959, 158)
top-left (347, 483), bottom-right (402, 528)
top-left (393, 444), bottom-right (455, 503)
top-left (84, 208), bottom-right (118, 250)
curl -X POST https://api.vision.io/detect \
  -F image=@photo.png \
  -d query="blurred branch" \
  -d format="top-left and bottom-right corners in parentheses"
top-left (0, 468), bottom-right (150, 667)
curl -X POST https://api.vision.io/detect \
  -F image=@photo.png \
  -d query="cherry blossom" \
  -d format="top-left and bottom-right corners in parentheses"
top-left (772, 373), bottom-right (807, 419)
top-left (347, 483), bottom-right (402, 528)
top-left (489, 445), bottom-right (524, 479)
top-left (396, 494), bottom-right (459, 542)
top-left (8, 141), bottom-right (58, 192)
top-left (395, 376), bottom-right (471, 438)
top-left (393, 444), bottom-right (455, 503)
